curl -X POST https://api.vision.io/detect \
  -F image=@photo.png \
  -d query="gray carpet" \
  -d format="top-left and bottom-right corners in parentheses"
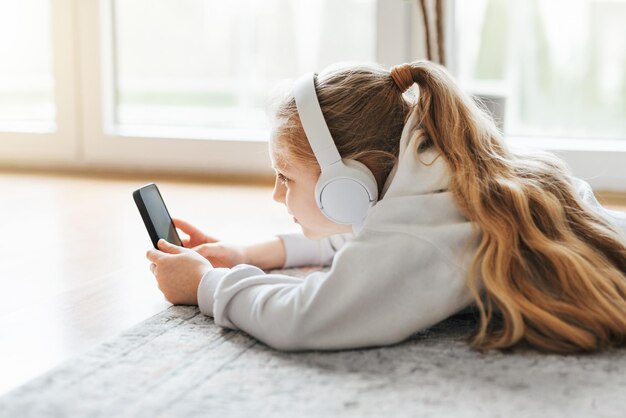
top-left (1, 270), bottom-right (626, 417)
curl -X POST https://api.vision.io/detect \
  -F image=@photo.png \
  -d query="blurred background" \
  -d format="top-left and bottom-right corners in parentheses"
top-left (0, 0), bottom-right (624, 188)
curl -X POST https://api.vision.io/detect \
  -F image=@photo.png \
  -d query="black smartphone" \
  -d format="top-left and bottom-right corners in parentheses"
top-left (133, 183), bottom-right (184, 248)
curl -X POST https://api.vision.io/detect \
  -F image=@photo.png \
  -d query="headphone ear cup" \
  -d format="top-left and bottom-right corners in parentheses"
top-left (316, 160), bottom-right (379, 225)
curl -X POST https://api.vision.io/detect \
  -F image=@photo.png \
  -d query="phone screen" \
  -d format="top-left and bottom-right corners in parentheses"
top-left (137, 184), bottom-right (183, 247)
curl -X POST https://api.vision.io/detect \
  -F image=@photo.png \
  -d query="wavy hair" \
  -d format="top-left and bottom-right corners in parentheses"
top-left (270, 60), bottom-right (626, 353)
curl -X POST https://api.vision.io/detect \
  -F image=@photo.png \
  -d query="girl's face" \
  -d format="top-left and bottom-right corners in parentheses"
top-left (270, 138), bottom-right (352, 239)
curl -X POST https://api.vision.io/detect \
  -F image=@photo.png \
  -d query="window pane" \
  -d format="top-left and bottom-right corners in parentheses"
top-left (0, 0), bottom-right (55, 132)
top-left (455, 0), bottom-right (626, 140)
top-left (111, 0), bottom-right (377, 138)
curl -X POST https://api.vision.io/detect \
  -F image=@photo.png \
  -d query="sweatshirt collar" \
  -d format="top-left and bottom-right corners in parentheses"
top-left (380, 109), bottom-right (450, 200)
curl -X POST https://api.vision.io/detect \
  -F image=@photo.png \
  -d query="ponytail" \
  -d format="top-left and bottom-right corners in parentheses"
top-left (399, 61), bottom-right (626, 352)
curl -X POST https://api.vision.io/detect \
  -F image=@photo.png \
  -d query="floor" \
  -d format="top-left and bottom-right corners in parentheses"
top-left (3, 306), bottom-right (626, 417)
top-left (0, 170), bottom-right (298, 396)
top-left (0, 170), bottom-right (623, 397)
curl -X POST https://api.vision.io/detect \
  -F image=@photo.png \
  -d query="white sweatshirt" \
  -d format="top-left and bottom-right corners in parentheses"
top-left (197, 110), bottom-right (626, 351)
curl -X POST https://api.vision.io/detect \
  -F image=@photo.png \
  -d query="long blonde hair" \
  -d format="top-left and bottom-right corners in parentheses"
top-left (271, 60), bottom-right (626, 353)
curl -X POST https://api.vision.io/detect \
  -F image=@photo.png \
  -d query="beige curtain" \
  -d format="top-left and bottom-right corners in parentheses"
top-left (418, 0), bottom-right (446, 66)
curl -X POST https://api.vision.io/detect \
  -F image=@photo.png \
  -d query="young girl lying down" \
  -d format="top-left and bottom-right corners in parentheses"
top-left (146, 60), bottom-right (626, 353)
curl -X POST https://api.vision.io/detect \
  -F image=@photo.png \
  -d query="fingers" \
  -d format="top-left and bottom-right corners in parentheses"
top-left (172, 218), bottom-right (218, 244)
top-left (149, 263), bottom-right (156, 274)
top-left (202, 235), bottom-right (218, 244)
top-left (193, 243), bottom-right (222, 258)
top-left (172, 218), bottom-right (201, 235)
top-left (158, 239), bottom-right (185, 254)
top-left (146, 248), bottom-right (164, 262)
top-left (147, 240), bottom-right (184, 261)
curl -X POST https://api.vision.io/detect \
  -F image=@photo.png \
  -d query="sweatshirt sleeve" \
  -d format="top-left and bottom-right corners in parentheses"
top-left (276, 233), bottom-right (353, 268)
top-left (197, 230), bottom-right (473, 351)
top-left (573, 177), bottom-right (626, 240)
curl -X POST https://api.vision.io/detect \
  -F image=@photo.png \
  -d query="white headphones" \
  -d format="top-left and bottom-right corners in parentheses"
top-left (293, 73), bottom-right (378, 225)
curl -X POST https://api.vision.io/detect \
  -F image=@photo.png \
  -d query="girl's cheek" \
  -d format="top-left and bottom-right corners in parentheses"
top-left (285, 189), bottom-right (303, 216)
top-left (284, 189), bottom-right (293, 210)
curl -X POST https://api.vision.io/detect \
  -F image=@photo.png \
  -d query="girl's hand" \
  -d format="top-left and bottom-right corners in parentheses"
top-left (172, 217), bottom-right (247, 268)
top-left (173, 217), bottom-right (217, 248)
top-left (193, 242), bottom-right (247, 268)
top-left (146, 239), bottom-right (213, 306)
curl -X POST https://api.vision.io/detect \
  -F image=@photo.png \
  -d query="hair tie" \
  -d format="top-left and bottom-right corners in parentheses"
top-left (390, 64), bottom-right (414, 93)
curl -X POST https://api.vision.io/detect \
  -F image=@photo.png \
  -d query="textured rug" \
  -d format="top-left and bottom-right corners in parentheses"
top-left (1, 270), bottom-right (626, 417)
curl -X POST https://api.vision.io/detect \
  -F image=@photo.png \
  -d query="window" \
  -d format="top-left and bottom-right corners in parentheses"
top-left (452, 0), bottom-right (626, 190)
top-left (0, 0), bottom-right (623, 190)
top-left (78, 0), bottom-right (399, 174)
top-left (111, 0), bottom-right (378, 138)
top-left (0, 1), bottom-right (55, 132)
top-left (1, 0), bottom-right (397, 172)
top-left (454, 0), bottom-right (626, 140)
top-left (0, 0), bottom-right (77, 163)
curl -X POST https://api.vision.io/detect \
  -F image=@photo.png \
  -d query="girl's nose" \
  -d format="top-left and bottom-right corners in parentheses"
top-left (272, 179), bottom-right (285, 204)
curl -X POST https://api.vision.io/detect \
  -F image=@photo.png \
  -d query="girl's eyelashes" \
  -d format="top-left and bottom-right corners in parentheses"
top-left (277, 173), bottom-right (290, 186)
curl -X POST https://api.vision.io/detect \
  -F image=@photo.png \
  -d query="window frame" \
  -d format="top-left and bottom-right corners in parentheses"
top-left (0, 0), bottom-right (79, 165)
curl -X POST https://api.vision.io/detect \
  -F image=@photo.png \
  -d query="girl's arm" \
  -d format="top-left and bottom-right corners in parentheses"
top-left (187, 233), bottom-right (353, 271)
top-left (241, 237), bottom-right (286, 270)
top-left (276, 233), bottom-right (353, 268)
top-left (234, 233), bottom-right (353, 271)
top-left (197, 230), bottom-right (473, 351)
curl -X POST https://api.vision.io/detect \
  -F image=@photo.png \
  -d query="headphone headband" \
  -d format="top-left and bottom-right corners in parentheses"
top-left (292, 72), bottom-right (379, 226)
top-left (293, 73), bottom-right (342, 169)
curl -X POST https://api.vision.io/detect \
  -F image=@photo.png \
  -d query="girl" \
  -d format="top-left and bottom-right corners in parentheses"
top-left (147, 60), bottom-right (626, 353)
